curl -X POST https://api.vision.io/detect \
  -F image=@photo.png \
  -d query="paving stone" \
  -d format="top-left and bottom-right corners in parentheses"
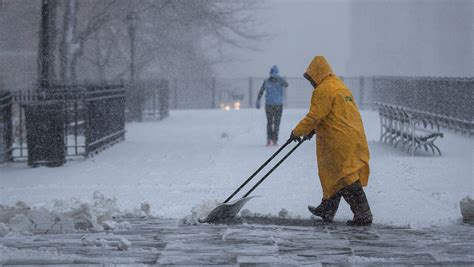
top-left (0, 216), bottom-right (472, 265)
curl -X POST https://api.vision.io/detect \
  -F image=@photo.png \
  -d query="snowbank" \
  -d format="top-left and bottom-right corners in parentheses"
top-left (181, 199), bottom-right (220, 225)
top-left (0, 191), bottom-right (149, 236)
top-left (460, 196), bottom-right (474, 223)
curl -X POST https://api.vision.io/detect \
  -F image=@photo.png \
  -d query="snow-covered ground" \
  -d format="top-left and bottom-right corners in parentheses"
top-left (0, 109), bottom-right (472, 229)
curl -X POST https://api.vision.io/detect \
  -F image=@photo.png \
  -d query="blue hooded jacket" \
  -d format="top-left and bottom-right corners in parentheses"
top-left (257, 66), bottom-right (289, 106)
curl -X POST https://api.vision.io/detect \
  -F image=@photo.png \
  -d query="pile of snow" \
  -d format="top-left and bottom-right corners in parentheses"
top-left (0, 191), bottom-right (149, 236)
top-left (181, 203), bottom-right (299, 225)
top-left (460, 196), bottom-right (474, 223)
top-left (181, 199), bottom-right (220, 225)
top-left (79, 234), bottom-right (132, 252)
top-left (81, 235), bottom-right (108, 247)
top-left (118, 237), bottom-right (132, 251)
top-left (0, 201), bottom-right (72, 235)
top-left (102, 220), bottom-right (131, 231)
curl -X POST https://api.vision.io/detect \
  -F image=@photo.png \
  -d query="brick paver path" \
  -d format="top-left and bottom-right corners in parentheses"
top-left (1, 216), bottom-right (473, 266)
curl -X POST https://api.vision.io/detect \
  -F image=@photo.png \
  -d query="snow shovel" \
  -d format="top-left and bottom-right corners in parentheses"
top-left (199, 137), bottom-right (307, 223)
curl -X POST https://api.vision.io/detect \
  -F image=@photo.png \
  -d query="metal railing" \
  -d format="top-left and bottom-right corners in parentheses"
top-left (126, 80), bottom-right (170, 122)
top-left (12, 88), bottom-right (86, 159)
top-left (167, 76), bottom-right (374, 110)
top-left (84, 85), bottom-right (126, 155)
top-left (0, 90), bottom-right (13, 162)
top-left (9, 85), bottom-right (125, 161)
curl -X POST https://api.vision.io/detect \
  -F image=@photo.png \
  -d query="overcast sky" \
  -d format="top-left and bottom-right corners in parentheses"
top-left (215, 0), bottom-right (351, 78)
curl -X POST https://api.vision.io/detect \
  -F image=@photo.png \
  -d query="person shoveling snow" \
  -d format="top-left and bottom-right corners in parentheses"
top-left (291, 56), bottom-right (373, 226)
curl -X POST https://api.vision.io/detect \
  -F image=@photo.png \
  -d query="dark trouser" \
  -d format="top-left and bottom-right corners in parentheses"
top-left (158, 87), bottom-right (169, 119)
top-left (315, 181), bottom-right (372, 223)
top-left (265, 105), bottom-right (283, 143)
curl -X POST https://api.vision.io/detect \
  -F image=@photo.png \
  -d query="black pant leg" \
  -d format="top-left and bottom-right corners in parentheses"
top-left (273, 105), bottom-right (283, 143)
top-left (265, 105), bottom-right (274, 142)
top-left (340, 181), bottom-right (373, 223)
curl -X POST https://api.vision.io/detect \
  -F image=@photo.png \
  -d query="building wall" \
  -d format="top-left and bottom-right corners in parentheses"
top-left (347, 0), bottom-right (473, 77)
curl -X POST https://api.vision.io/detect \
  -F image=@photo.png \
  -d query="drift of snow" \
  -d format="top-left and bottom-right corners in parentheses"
top-left (0, 191), bottom-right (148, 235)
top-left (118, 237), bottom-right (132, 251)
top-left (181, 199), bottom-right (220, 225)
top-left (80, 234), bottom-right (109, 247)
top-left (102, 220), bottom-right (131, 231)
top-left (460, 195), bottom-right (474, 223)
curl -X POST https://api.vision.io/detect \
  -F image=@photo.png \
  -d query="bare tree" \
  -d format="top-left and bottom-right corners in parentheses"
top-left (81, 29), bottom-right (116, 82)
top-left (58, 0), bottom-right (264, 83)
top-left (59, 0), bottom-right (115, 83)
top-left (117, 0), bottom-right (264, 81)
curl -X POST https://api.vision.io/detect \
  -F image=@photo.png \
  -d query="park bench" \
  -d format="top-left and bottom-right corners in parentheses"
top-left (377, 103), bottom-right (443, 155)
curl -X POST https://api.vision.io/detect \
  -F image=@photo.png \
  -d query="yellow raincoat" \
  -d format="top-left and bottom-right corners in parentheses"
top-left (293, 56), bottom-right (370, 199)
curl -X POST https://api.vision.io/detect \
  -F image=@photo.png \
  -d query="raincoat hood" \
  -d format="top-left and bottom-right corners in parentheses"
top-left (305, 56), bottom-right (334, 85)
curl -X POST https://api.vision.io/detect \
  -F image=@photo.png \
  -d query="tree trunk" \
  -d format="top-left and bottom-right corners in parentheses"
top-left (94, 32), bottom-right (106, 82)
top-left (127, 11), bottom-right (137, 83)
top-left (38, 0), bottom-right (58, 90)
top-left (60, 0), bottom-right (79, 84)
top-left (70, 51), bottom-right (79, 82)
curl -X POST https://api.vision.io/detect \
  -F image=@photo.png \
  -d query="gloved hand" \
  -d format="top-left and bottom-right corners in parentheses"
top-left (256, 102), bottom-right (261, 109)
top-left (289, 131), bottom-right (302, 143)
top-left (303, 130), bottom-right (315, 141)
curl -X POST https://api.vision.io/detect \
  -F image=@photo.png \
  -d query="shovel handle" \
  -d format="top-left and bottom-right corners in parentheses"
top-left (223, 138), bottom-right (293, 203)
top-left (242, 139), bottom-right (305, 198)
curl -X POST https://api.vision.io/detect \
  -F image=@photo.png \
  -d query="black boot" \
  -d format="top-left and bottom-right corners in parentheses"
top-left (308, 192), bottom-right (341, 222)
top-left (340, 181), bottom-right (373, 226)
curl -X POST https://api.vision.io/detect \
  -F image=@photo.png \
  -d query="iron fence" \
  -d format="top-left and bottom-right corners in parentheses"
top-left (126, 80), bottom-right (170, 122)
top-left (9, 84), bottom-right (125, 161)
top-left (169, 76), bottom-right (373, 110)
top-left (83, 85), bottom-right (126, 155)
top-left (0, 90), bottom-right (13, 162)
top-left (167, 76), bottom-right (471, 136)
top-left (12, 88), bottom-right (85, 159)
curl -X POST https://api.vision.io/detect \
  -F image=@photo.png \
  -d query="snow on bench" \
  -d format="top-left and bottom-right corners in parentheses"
top-left (377, 103), bottom-right (443, 155)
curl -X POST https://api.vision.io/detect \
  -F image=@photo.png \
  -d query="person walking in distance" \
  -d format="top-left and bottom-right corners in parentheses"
top-left (289, 56), bottom-right (373, 226)
top-left (256, 65), bottom-right (288, 146)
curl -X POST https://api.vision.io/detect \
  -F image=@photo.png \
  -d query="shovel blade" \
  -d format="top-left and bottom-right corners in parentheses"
top-left (199, 196), bottom-right (256, 223)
